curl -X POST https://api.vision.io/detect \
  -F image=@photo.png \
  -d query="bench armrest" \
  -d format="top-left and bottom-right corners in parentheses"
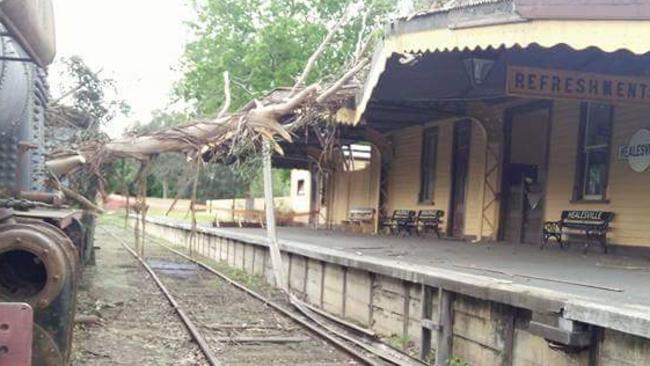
top-left (543, 221), bottom-right (562, 233)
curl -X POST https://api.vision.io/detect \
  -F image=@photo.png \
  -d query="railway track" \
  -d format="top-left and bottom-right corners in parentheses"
top-left (101, 224), bottom-right (426, 366)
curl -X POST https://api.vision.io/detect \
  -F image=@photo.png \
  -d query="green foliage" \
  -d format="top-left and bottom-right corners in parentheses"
top-left (139, 110), bottom-right (193, 198)
top-left (247, 168), bottom-right (292, 197)
top-left (448, 357), bottom-right (470, 366)
top-left (411, 0), bottom-right (446, 12)
top-left (106, 159), bottom-right (139, 196)
top-left (133, 109), bottom-right (189, 134)
top-left (111, 0), bottom-right (404, 200)
top-left (196, 162), bottom-right (250, 200)
top-left (54, 56), bottom-right (131, 203)
top-left (58, 56), bottom-right (130, 127)
top-left (108, 108), bottom-right (292, 200)
top-left (176, 0), bottom-right (399, 115)
top-left (387, 334), bottom-right (412, 350)
top-left (423, 352), bottom-right (435, 364)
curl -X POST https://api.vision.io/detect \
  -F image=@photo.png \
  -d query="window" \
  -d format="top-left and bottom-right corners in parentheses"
top-left (296, 179), bottom-right (305, 196)
top-left (575, 103), bottom-right (613, 201)
top-left (419, 127), bottom-right (438, 204)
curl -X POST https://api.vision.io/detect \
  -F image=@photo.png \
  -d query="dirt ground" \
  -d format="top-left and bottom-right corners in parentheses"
top-left (70, 226), bottom-right (204, 365)
top-left (71, 221), bottom-right (358, 365)
top-left (142, 243), bottom-right (356, 366)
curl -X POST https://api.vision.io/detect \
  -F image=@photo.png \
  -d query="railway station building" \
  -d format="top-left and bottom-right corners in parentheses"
top-left (316, 0), bottom-right (650, 251)
top-left (144, 2), bottom-right (650, 366)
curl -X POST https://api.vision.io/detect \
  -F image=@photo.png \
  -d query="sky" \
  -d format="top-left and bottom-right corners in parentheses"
top-left (51, 0), bottom-right (193, 138)
top-left (49, 0), bottom-right (422, 139)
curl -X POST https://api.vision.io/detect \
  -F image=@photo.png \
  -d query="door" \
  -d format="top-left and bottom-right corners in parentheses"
top-left (448, 120), bottom-right (472, 238)
top-left (500, 102), bottom-right (551, 244)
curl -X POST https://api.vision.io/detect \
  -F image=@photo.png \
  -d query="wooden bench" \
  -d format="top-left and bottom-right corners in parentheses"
top-left (381, 209), bottom-right (416, 235)
top-left (415, 209), bottom-right (444, 238)
top-left (342, 208), bottom-right (376, 233)
top-left (212, 209), bottom-right (265, 228)
top-left (542, 210), bottom-right (613, 253)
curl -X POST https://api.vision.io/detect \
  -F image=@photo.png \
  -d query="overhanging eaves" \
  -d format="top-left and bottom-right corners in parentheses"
top-left (354, 17), bottom-right (650, 125)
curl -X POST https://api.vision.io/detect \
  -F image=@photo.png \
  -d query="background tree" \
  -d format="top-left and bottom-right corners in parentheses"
top-left (410, 0), bottom-right (447, 12)
top-left (168, 0), bottom-right (401, 202)
top-left (48, 55), bottom-right (131, 263)
top-left (118, 109), bottom-right (287, 201)
top-left (176, 0), bottom-right (398, 115)
top-left (52, 56), bottom-right (130, 137)
top-left (133, 110), bottom-right (189, 198)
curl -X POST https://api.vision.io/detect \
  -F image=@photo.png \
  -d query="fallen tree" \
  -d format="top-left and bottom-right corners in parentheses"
top-left (45, 1), bottom-right (379, 261)
top-left (46, 1), bottom-right (373, 189)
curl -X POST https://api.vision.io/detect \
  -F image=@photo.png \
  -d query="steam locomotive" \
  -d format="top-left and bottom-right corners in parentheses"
top-left (0, 1), bottom-right (87, 365)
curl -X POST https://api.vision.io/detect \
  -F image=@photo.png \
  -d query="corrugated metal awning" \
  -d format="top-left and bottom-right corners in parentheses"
top-left (354, 17), bottom-right (650, 124)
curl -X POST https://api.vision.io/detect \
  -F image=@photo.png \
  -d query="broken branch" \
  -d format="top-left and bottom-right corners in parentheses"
top-left (290, 3), bottom-right (354, 95)
top-left (316, 58), bottom-right (369, 104)
top-left (216, 71), bottom-right (231, 119)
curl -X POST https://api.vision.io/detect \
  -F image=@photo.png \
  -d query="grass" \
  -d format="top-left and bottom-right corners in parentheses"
top-left (144, 207), bottom-right (215, 224)
top-left (448, 357), bottom-right (470, 366)
top-left (102, 207), bottom-right (214, 225)
top-left (101, 214), bottom-right (268, 290)
top-left (202, 256), bottom-right (262, 288)
top-left (136, 225), bottom-right (267, 291)
top-left (99, 212), bottom-right (128, 227)
top-left (386, 334), bottom-right (413, 351)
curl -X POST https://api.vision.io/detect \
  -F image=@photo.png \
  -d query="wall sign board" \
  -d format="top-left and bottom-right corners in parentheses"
top-left (619, 129), bottom-right (650, 173)
top-left (506, 65), bottom-right (650, 105)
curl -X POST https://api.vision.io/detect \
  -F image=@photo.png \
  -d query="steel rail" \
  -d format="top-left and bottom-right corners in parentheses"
top-left (100, 227), bottom-right (222, 366)
top-left (136, 228), bottom-right (383, 366)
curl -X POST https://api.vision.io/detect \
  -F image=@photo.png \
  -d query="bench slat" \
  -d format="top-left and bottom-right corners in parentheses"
top-left (347, 208), bottom-right (375, 222)
top-left (542, 210), bottom-right (613, 253)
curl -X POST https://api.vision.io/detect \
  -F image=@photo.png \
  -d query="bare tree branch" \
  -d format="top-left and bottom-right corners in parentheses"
top-left (49, 68), bottom-right (104, 106)
top-left (216, 71), bottom-right (231, 119)
top-left (316, 59), bottom-right (369, 104)
top-left (353, 3), bottom-right (370, 60)
top-left (290, 4), bottom-right (354, 96)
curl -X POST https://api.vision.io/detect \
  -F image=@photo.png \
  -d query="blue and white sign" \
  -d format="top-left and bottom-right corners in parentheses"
top-left (618, 129), bottom-right (650, 173)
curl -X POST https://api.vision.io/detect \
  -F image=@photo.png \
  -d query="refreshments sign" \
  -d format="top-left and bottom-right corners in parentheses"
top-left (506, 66), bottom-right (650, 105)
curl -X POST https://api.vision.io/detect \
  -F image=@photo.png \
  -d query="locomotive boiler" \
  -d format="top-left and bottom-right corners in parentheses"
top-left (0, 1), bottom-right (87, 365)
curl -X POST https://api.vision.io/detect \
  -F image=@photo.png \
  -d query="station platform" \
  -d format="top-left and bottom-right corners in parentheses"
top-left (144, 216), bottom-right (650, 342)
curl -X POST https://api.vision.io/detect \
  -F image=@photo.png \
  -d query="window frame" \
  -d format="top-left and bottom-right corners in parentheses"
top-left (296, 179), bottom-right (306, 196)
top-left (573, 102), bottom-right (614, 202)
top-left (418, 127), bottom-right (439, 204)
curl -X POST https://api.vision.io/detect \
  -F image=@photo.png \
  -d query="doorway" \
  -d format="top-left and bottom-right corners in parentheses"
top-left (500, 102), bottom-right (552, 244)
top-left (448, 120), bottom-right (472, 238)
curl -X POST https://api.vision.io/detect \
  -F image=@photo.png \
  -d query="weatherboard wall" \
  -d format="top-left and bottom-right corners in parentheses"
top-left (545, 100), bottom-right (650, 247)
top-left (326, 98), bottom-right (650, 247)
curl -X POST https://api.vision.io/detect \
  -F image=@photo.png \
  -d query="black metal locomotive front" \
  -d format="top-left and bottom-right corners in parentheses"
top-left (0, 2), bottom-right (87, 364)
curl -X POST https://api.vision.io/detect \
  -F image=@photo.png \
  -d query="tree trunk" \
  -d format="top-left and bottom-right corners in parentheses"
top-left (162, 178), bottom-right (169, 199)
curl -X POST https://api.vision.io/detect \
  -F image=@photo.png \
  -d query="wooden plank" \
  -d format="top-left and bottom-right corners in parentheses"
top-left (436, 288), bottom-right (454, 366)
top-left (342, 266), bottom-right (348, 318)
top-left (420, 285), bottom-right (434, 360)
top-left (262, 143), bottom-right (287, 290)
top-left (588, 327), bottom-right (603, 366)
top-left (288, 253), bottom-right (293, 292)
top-left (403, 281), bottom-right (411, 339)
top-left (320, 261), bottom-right (326, 308)
top-left (214, 336), bottom-right (310, 344)
top-left (502, 308), bottom-right (515, 366)
top-left (369, 272), bottom-right (376, 330)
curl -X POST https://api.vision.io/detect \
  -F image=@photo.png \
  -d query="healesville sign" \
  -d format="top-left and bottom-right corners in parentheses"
top-left (619, 129), bottom-right (650, 173)
top-left (506, 66), bottom-right (650, 105)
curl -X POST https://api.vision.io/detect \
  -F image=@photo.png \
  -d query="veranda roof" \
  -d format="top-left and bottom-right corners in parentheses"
top-left (352, 0), bottom-right (650, 125)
